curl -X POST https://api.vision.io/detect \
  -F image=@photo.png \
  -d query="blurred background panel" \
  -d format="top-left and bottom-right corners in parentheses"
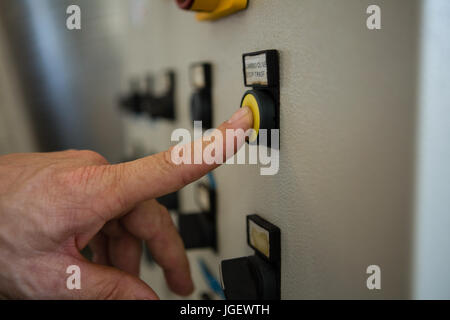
top-left (0, 0), bottom-right (126, 159)
top-left (0, 19), bottom-right (37, 154)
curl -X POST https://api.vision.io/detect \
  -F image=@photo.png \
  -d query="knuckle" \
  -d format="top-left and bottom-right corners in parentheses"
top-left (77, 150), bottom-right (108, 164)
top-left (157, 202), bottom-right (169, 215)
top-left (160, 150), bottom-right (191, 188)
top-left (53, 164), bottom-right (116, 220)
top-left (161, 149), bottom-right (179, 173)
top-left (145, 203), bottom-right (173, 241)
top-left (65, 165), bottom-right (104, 188)
top-left (102, 219), bottom-right (125, 238)
top-left (158, 205), bottom-right (173, 227)
top-left (101, 163), bottom-right (128, 212)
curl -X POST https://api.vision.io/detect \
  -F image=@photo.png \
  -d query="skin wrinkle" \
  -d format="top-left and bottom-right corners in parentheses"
top-left (24, 178), bottom-right (79, 252)
top-left (59, 166), bottom-right (115, 226)
top-left (107, 162), bottom-right (134, 215)
top-left (100, 273), bottom-right (125, 300)
top-left (1, 198), bottom-right (51, 254)
top-left (9, 252), bottom-right (59, 299)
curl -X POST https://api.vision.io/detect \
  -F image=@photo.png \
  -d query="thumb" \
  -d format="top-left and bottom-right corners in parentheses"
top-left (77, 262), bottom-right (158, 300)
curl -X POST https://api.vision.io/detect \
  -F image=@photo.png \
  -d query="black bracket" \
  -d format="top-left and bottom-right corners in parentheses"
top-left (118, 71), bottom-right (176, 121)
top-left (143, 71), bottom-right (176, 121)
top-left (190, 62), bottom-right (213, 130)
top-left (119, 79), bottom-right (145, 115)
top-left (178, 182), bottom-right (217, 252)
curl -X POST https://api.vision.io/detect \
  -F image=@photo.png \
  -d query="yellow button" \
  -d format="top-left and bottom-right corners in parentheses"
top-left (191, 0), bottom-right (220, 11)
top-left (241, 93), bottom-right (261, 143)
top-left (196, 0), bottom-right (248, 21)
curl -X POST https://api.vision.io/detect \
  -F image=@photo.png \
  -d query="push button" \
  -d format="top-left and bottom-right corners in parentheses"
top-left (176, 0), bottom-right (248, 21)
top-left (241, 90), bottom-right (276, 143)
top-left (176, 0), bottom-right (220, 11)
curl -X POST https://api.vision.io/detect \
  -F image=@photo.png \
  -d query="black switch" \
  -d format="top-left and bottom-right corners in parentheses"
top-left (221, 255), bottom-right (278, 300)
top-left (177, 182), bottom-right (217, 252)
top-left (144, 71), bottom-right (176, 121)
top-left (119, 79), bottom-right (144, 115)
top-left (220, 215), bottom-right (281, 300)
top-left (190, 63), bottom-right (213, 130)
top-left (178, 212), bottom-right (216, 251)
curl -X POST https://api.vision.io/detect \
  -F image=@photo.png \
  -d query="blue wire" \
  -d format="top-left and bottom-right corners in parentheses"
top-left (207, 172), bottom-right (217, 190)
top-left (198, 259), bottom-right (225, 299)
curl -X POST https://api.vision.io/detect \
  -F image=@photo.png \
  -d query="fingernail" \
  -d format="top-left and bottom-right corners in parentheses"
top-left (228, 106), bottom-right (251, 124)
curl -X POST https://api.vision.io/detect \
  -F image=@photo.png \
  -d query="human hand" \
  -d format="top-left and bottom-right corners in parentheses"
top-left (0, 107), bottom-right (253, 299)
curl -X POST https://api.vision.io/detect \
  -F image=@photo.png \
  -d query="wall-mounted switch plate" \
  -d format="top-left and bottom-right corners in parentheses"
top-left (220, 214), bottom-right (281, 300)
top-left (240, 50), bottom-right (280, 149)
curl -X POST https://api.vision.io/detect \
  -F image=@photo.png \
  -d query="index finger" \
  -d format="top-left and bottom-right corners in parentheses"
top-left (101, 107), bottom-right (253, 219)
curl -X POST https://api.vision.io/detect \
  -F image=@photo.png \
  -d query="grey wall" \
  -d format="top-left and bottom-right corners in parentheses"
top-left (0, 0), bottom-right (422, 299)
top-left (0, 22), bottom-right (37, 154)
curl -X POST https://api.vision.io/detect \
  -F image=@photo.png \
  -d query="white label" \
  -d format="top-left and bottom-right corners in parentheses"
top-left (248, 220), bottom-right (270, 258)
top-left (192, 65), bottom-right (205, 88)
top-left (154, 72), bottom-right (170, 95)
top-left (244, 54), bottom-right (268, 86)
